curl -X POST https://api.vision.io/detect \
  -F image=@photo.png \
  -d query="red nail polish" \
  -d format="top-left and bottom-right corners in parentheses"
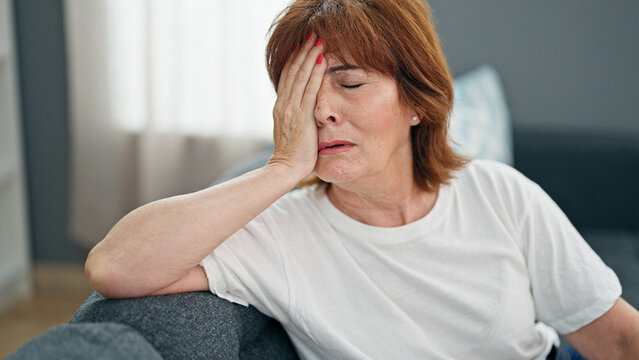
top-left (305, 31), bottom-right (313, 42)
top-left (316, 53), bottom-right (324, 64)
top-left (314, 37), bottom-right (322, 47)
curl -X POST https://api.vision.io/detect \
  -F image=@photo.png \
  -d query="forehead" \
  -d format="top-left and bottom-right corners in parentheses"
top-left (324, 53), bottom-right (367, 74)
top-left (325, 52), bottom-right (356, 66)
top-left (324, 53), bottom-right (394, 85)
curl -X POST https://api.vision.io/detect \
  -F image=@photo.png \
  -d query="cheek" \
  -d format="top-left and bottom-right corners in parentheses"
top-left (357, 97), bottom-right (405, 145)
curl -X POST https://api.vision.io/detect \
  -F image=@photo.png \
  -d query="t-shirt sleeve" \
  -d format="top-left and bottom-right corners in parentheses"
top-left (521, 184), bottom-right (622, 334)
top-left (198, 210), bottom-right (291, 322)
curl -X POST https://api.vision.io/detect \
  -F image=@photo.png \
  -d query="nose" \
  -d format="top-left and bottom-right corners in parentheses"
top-left (314, 82), bottom-right (339, 128)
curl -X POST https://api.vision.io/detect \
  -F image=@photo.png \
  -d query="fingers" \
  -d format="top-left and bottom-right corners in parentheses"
top-left (277, 32), bottom-right (324, 100)
top-left (289, 37), bottom-right (325, 104)
top-left (276, 47), bottom-right (297, 96)
top-left (301, 52), bottom-right (327, 111)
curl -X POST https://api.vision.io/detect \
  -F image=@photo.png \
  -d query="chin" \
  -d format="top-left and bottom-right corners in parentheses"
top-left (314, 158), bottom-right (360, 185)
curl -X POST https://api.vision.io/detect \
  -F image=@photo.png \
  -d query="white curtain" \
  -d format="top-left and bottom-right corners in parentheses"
top-left (65, 0), bottom-right (288, 248)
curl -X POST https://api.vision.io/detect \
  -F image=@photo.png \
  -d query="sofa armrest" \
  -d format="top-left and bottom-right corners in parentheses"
top-left (7, 323), bottom-right (163, 360)
top-left (70, 291), bottom-right (299, 360)
top-left (513, 126), bottom-right (639, 231)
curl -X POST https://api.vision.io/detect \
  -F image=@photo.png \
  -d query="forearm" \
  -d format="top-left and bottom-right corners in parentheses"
top-left (566, 297), bottom-right (639, 360)
top-left (85, 162), bottom-right (303, 298)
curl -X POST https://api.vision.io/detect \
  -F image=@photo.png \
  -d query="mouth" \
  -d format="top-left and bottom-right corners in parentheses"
top-left (318, 140), bottom-right (356, 155)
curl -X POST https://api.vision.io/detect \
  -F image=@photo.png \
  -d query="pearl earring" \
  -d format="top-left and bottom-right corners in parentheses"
top-left (411, 116), bottom-right (419, 123)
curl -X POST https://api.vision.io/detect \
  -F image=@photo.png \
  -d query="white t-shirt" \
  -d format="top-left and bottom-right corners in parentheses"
top-left (199, 159), bottom-right (621, 360)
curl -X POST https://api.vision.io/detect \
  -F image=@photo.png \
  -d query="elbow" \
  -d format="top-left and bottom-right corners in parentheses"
top-left (85, 247), bottom-right (129, 299)
top-left (85, 243), bottom-right (160, 299)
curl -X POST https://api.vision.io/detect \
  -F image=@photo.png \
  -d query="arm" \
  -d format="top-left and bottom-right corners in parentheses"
top-left (85, 33), bottom-right (327, 299)
top-left (565, 297), bottom-right (639, 359)
top-left (86, 164), bottom-right (301, 298)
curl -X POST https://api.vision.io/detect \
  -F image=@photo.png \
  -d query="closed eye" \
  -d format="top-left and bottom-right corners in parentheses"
top-left (341, 84), bottom-right (363, 89)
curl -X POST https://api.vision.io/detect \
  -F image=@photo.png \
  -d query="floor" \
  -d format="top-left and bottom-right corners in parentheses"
top-left (0, 262), bottom-right (94, 358)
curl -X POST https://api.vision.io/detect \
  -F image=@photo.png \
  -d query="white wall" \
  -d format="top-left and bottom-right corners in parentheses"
top-left (0, 0), bottom-right (32, 312)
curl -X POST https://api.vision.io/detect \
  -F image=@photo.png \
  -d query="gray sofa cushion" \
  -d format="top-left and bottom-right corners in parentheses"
top-left (514, 127), bottom-right (639, 231)
top-left (70, 291), bottom-right (299, 360)
top-left (6, 322), bottom-right (162, 360)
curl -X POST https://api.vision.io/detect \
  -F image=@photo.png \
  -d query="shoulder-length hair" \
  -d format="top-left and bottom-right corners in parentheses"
top-left (266, 0), bottom-right (468, 192)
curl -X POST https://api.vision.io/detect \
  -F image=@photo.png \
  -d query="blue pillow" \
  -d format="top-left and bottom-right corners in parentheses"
top-left (449, 65), bottom-right (513, 165)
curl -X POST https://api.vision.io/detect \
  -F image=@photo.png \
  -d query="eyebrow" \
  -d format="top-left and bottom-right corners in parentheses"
top-left (327, 65), bottom-right (363, 74)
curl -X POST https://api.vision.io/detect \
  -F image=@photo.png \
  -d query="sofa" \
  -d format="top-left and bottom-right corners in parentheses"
top-left (8, 64), bottom-right (639, 358)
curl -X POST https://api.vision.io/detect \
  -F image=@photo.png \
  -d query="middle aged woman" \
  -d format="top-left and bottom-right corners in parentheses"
top-left (85, 0), bottom-right (639, 359)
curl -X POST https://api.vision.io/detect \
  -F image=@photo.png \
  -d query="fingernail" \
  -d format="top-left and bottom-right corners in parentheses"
top-left (316, 53), bottom-right (324, 64)
top-left (305, 31), bottom-right (313, 42)
top-left (314, 37), bottom-right (322, 47)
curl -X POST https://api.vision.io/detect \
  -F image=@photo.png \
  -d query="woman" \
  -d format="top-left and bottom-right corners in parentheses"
top-left (85, 0), bottom-right (639, 359)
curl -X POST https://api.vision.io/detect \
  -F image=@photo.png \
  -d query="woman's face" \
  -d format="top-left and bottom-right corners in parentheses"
top-left (313, 54), bottom-right (417, 186)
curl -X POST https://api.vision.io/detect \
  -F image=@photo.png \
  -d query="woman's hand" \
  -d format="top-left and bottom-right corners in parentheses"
top-left (269, 32), bottom-right (327, 180)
